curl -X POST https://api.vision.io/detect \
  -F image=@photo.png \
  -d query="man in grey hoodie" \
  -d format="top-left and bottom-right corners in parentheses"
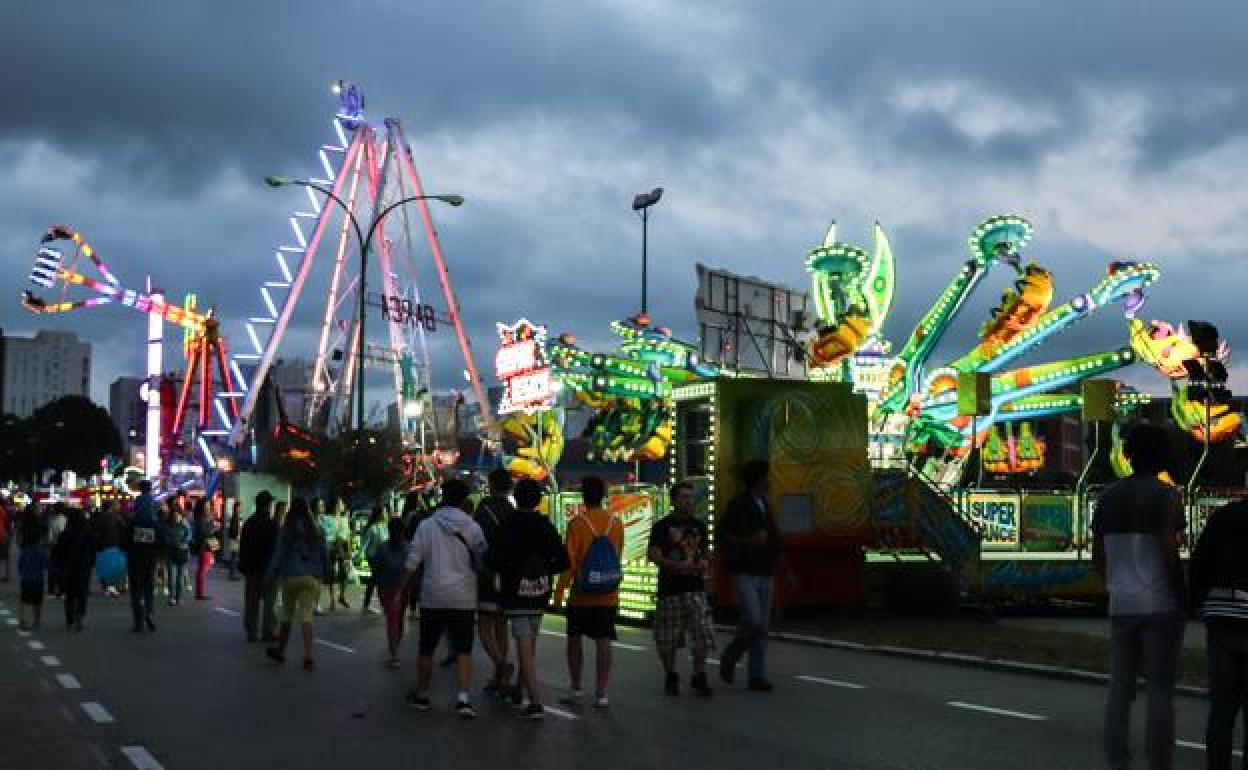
top-left (402, 478), bottom-right (486, 719)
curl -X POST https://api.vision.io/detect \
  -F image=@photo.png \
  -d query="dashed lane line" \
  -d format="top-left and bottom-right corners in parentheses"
top-left (16, 629), bottom-right (30, 637)
top-left (795, 675), bottom-right (866, 689)
top-left (121, 746), bottom-right (166, 770)
top-left (41, 655), bottom-right (61, 667)
top-left (947, 701), bottom-right (1047, 721)
top-left (56, 673), bottom-right (83, 690)
top-left (80, 702), bottom-right (116, 724)
top-left (315, 638), bottom-right (355, 654)
top-left (214, 607), bottom-right (240, 616)
top-left (5, 618), bottom-right (17, 626)
top-left (543, 705), bottom-right (580, 720)
top-left (1177, 739), bottom-right (1244, 758)
top-left (539, 628), bottom-right (646, 651)
top-left (28, 639), bottom-right (45, 650)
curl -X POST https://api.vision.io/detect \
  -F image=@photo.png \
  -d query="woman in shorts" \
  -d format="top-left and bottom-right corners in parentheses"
top-left (265, 498), bottom-right (327, 672)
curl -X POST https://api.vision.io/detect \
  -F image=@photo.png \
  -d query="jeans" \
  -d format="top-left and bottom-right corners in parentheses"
top-left (723, 574), bottom-right (773, 681)
top-left (1206, 624), bottom-right (1248, 770)
top-left (1105, 611), bottom-right (1185, 770)
top-left (243, 575), bottom-right (278, 641)
top-left (128, 560), bottom-right (156, 625)
top-left (166, 558), bottom-right (187, 602)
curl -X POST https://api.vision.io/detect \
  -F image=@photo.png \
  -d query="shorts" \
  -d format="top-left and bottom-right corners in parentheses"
top-left (566, 604), bottom-right (618, 641)
top-left (508, 613), bottom-right (543, 639)
top-left (278, 576), bottom-right (321, 624)
top-left (20, 580), bottom-right (44, 604)
top-left (418, 608), bottom-right (475, 657)
top-left (654, 592), bottom-right (716, 650)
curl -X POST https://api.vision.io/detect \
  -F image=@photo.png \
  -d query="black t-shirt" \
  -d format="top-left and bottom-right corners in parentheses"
top-left (648, 514), bottom-right (710, 597)
top-left (714, 493), bottom-right (782, 576)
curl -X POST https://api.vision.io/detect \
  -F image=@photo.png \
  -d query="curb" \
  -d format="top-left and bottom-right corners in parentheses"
top-left (718, 625), bottom-right (1210, 699)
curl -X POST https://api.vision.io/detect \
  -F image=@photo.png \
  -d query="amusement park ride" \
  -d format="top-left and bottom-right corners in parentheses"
top-left (15, 79), bottom-right (1243, 610)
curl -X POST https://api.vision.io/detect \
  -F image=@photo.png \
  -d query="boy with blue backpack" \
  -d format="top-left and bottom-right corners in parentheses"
top-left (553, 476), bottom-right (623, 708)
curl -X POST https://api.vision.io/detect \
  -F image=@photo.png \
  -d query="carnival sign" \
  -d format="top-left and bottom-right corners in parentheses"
top-left (496, 319), bottom-right (556, 414)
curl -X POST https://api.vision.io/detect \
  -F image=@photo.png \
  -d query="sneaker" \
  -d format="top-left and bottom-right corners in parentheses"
top-left (665, 671), bottom-right (680, 696)
top-left (521, 703), bottom-right (545, 720)
top-left (594, 693), bottom-right (609, 708)
top-left (691, 672), bottom-right (713, 697)
top-left (558, 689), bottom-right (583, 707)
top-left (302, 658), bottom-right (316, 672)
top-left (265, 647), bottom-right (286, 664)
top-left (404, 691), bottom-right (431, 711)
top-left (455, 698), bottom-right (477, 720)
top-left (747, 678), bottom-right (774, 693)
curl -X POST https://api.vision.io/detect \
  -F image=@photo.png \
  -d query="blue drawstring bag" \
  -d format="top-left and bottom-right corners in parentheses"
top-left (95, 547), bottom-right (128, 584)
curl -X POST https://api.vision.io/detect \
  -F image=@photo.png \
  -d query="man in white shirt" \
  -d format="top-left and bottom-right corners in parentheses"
top-left (400, 478), bottom-right (486, 719)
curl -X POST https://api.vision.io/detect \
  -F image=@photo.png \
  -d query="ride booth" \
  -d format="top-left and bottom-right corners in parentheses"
top-left (671, 378), bottom-right (872, 610)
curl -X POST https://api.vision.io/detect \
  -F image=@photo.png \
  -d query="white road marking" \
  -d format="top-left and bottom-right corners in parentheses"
top-left (5, 618), bottom-right (17, 626)
top-left (214, 607), bottom-right (240, 616)
top-left (80, 702), bottom-right (115, 723)
top-left (315, 639), bottom-right (355, 654)
top-left (41, 655), bottom-right (61, 667)
top-left (121, 746), bottom-right (166, 770)
top-left (56, 673), bottom-right (82, 689)
top-left (947, 701), bottom-right (1047, 721)
top-left (16, 629), bottom-right (30, 637)
top-left (28, 639), bottom-right (45, 650)
top-left (1177, 739), bottom-right (1244, 757)
top-left (540, 629), bottom-right (566, 638)
top-left (795, 674), bottom-right (866, 689)
top-left (543, 705), bottom-right (580, 720)
top-left (0, 608), bottom-right (11, 615)
top-left (611, 641), bottom-right (646, 651)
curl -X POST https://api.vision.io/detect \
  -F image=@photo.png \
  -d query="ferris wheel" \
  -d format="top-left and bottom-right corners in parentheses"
top-left (222, 82), bottom-right (490, 454)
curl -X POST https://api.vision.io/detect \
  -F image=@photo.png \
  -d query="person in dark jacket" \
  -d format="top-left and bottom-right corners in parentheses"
top-left (1189, 499), bottom-right (1248, 770)
top-left (485, 478), bottom-right (570, 720)
top-left (239, 490), bottom-right (279, 643)
top-left (475, 468), bottom-right (517, 695)
top-left (162, 506), bottom-right (192, 606)
top-left (90, 501), bottom-right (123, 596)
top-left (125, 481), bottom-right (162, 633)
top-left (715, 460), bottom-right (785, 692)
top-left (52, 508), bottom-right (94, 631)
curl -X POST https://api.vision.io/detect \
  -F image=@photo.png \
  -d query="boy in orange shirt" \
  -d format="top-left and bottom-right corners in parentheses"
top-left (553, 476), bottom-right (623, 708)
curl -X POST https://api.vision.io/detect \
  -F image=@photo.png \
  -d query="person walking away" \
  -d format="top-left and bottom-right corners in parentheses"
top-left (1092, 424), bottom-right (1186, 770)
top-left (716, 460), bottom-right (784, 692)
top-left (273, 499), bottom-right (288, 525)
top-left (153, 501), bottom-right (171, 598)
top-left (45, 503), bottom-right (68, 599)
top-left (369, 517), bottom-right (410, 668)
top-left (53, 508), bottom-right (94, 631)
top-left (553, 475), bottom-right (624, 708)
top-left (163, 506), bottom-right (191, 606)
top-left (225, 500), bottom-right (243, 581)
top-left (17, 508), bottom-right (49, 631)
top-left (475, 468), bottom-right (517, 697)
top-left (649, 481), bottom-right (715, 697)
top-left (125, 480), bottom-right (162, 633)
top-left (358, 505), bottom-right (388, 615)
top-left (400, 479), bottom-right (486, 718)
top-left (191, 498), bottom-right (217, 601)
top-left (487, 478), bottom-right (570, 720)
top-left (265, 498), bottom-right (328, 671)
top-left (0, 501), bottom-right (11, 582)
top-left (1189, 497), bottom-right (1248, 770)
top-left (240, 491), bottom-right (280, 643)
top-left (89, 500), bottom-right (123, 596)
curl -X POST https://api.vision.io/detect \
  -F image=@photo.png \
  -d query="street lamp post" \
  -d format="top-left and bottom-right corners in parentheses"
top-left (631, 187), bottom-right (663, 315)
top-left (266, 176), bottom-right (461, 500)
top-left (264, 176), bottom-right (462, 436)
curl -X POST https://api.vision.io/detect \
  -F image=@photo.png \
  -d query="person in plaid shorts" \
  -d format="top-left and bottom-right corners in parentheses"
top-left (647, 482), bottom-right (714, 698)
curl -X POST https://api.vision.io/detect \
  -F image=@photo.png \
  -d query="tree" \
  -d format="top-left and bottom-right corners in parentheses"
top-left (324, 429), bottom-right (408, 506)
top-left (28, 396), bottom-right (123, 477)
top-left (0, 413), bottom-right (30, 483)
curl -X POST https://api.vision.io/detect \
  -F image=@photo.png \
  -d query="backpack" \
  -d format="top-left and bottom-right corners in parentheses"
top-left (576, 515), bottom-right (622, 595)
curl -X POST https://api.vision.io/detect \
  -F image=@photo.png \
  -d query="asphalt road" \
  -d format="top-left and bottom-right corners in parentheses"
top-left (1, 571), bottom-right (1243, 770)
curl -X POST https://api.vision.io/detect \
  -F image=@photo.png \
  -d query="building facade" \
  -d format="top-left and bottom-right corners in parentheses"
top-left (109, 376), bottom-right (145, 446)
top-left (0, 330), bottom-right (92, 417)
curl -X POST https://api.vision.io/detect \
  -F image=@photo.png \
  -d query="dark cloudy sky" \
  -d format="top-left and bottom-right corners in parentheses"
top-left (3, 1), bottom-right (1246, 411)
